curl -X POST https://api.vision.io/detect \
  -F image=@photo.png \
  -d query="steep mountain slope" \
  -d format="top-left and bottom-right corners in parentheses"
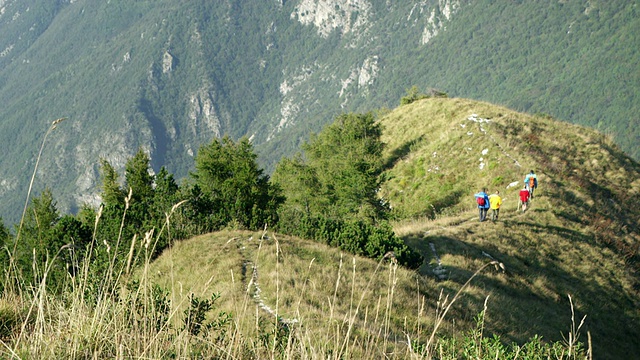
top-left (0, 0), bottom-right (638, 227)
top-left (146, 98), bottom-right (640, 359)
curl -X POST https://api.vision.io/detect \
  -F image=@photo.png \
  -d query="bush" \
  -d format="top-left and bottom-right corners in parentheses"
top-left (276, 210), bottom-right (423, 269)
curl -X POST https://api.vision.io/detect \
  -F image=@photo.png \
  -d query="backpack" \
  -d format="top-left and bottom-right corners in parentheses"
top-left (529, 176), bottom-right (536, 188)
top-left (476, 196), bottom-right (486, 206)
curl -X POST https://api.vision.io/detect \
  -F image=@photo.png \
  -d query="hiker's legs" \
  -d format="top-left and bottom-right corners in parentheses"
top-left (478, 208), bottom-right (488, 221)
top-left (495, 208), bottom-right (500, 220)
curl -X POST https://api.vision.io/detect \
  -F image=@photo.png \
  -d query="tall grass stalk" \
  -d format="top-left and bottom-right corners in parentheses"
top-left (423, 260), bottom-right (500, 359)
top-left (338, 251), bottom-right (398, 359)
top-left (15, 118), bottom-right (66, 245)
top-left (271, 232), bottom-right (281, 358)
top-left (567, 294), bottom-right (587, 359)
top-left (6, 118), bottom-right (66, 295)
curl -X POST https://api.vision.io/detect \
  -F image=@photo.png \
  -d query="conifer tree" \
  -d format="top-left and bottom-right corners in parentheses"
top-left (125, 148), bottom-right (154, 204)
top-left (275, 112), bottom-right (387, 222)
top-left (191, 136), bottom-right (282, 230)
top-left (99, 158), bottom-right (124, 207)
top-left (12, 188), bottom-right (60, 286)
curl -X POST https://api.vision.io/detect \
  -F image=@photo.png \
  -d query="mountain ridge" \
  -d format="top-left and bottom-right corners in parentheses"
top-left (143, 97), bottom-right (640, 360)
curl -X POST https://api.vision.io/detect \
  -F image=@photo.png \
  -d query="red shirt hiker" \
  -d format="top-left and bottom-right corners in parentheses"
top-left (518, 187), bottom-right (530, 212)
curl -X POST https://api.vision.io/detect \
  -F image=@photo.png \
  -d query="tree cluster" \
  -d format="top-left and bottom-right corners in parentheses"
top-left (1, 112), bottom-right (423, 294)
top-left (272, 113), bottom-right (422, 268)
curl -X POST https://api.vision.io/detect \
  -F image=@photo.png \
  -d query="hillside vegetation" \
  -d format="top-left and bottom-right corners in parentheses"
top-left (2, 97), bottom-right (637, 359)
top-left (0, 0), bottom-right (638, 225)
top-left (153, 98), bottom-right (640, 359)
top-left (379, 98), bottom-right (640, 359)
top-left (143, 98), bottom-right (640, 359)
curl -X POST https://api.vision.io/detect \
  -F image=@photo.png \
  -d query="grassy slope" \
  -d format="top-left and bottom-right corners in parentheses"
top-left (142, 230), bottom-right (438, 358)
top-left (146, 98), bottom-right (640, 359)
top-left (380, 98), bottom-right (640, 358)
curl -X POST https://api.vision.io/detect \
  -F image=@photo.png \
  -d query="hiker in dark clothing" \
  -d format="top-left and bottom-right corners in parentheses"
top-left (474, 188), bottom-right (490, 222)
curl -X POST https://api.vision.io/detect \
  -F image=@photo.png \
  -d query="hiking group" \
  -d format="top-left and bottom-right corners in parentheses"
top-left (518, 170), bottom-right (537, 212)
top-left (475, 170), bottom-right (537, 222)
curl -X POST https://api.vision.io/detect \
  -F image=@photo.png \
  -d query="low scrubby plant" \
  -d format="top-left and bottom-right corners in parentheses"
top-left (276, 210), bottom-right (423, 269)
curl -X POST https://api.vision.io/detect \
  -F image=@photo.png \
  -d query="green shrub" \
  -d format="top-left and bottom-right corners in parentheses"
top-left (276, 210), bottom-right (423, 269)
top-left (0, 305), bottom-right (18, 340)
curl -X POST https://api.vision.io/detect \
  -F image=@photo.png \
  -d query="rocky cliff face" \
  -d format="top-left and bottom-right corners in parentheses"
top-left (291, 0), bottom-right (373, 38)
top-left (265, 0), bottom-right (460, 139)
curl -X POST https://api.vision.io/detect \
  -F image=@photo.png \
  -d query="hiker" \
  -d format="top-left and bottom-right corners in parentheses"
top-left (518, 185), bottom-right (530, 212)
top-left (524, 170), bottom-right (538, 199)
top-left (489, 190), bottom-right (502, 221)
top-left (474, 188), bottom-right (490, 222)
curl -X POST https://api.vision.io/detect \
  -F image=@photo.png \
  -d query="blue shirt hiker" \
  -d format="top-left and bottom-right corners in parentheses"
top-left (474, 188), bottom-right (490, 222)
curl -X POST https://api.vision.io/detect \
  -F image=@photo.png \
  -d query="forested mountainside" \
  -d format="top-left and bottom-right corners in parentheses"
top-left (0, 0), bottom-right (638, 224)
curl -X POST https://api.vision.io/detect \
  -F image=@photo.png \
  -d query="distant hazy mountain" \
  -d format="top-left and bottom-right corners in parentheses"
top-left (0, 0), bottom-right (638, 224)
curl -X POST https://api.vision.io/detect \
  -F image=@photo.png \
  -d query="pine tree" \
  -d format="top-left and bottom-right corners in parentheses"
top-left (191, 136), bottom-right (282, 229)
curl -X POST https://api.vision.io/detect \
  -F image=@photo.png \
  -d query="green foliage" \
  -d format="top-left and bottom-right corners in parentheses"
top-left (400, 86), bottom-right (429, 105)
top-left (276, 210), bottom-right (422, 269)
top-left (11, 188), bottom-right (63, 288)
top-left (191, 136), bottom-right (283, 231)
top-left (401, 86), bottom-right (422, 105)
top-left (182, 292), bottom-right (230, 337)
top-left (50, 215), bottom-right (92, 275)
top-left (270, 155), bottom-right (323, 215)
top-left (273, 112), bottom-right (422, 268)
top-left (432, 312), bottom-right (587, 360)
top-left (0, 306), bottom-right (18, 341)
top-left (122, 280), bottom-right (231, 344)
top-left (257, 317), bottom-right (292, 356)
top-left (0, 219), bottom-right (9, 283)
top-left (125, 148), bottom-right (155, 205)
top-left (5, 189), bottom-right (90, 292)
top-left (275, 112), bottom-right (387, 222)
top-left (0, 219), bottom-right (8, 243)
top-left (99, 159), bottom-right (125, 207)
top-left (125, 280), bottom-right (172, 333)
top-left (147, 166), bottom-right (181, 250)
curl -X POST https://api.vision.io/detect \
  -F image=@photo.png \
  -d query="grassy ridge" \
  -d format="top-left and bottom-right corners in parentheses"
top-left (140, 98), bottom-right (639, 359)
top-left (380, 98), bottom-right (640, 358)
top-left (2, 98), bottom-right (638, 358)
